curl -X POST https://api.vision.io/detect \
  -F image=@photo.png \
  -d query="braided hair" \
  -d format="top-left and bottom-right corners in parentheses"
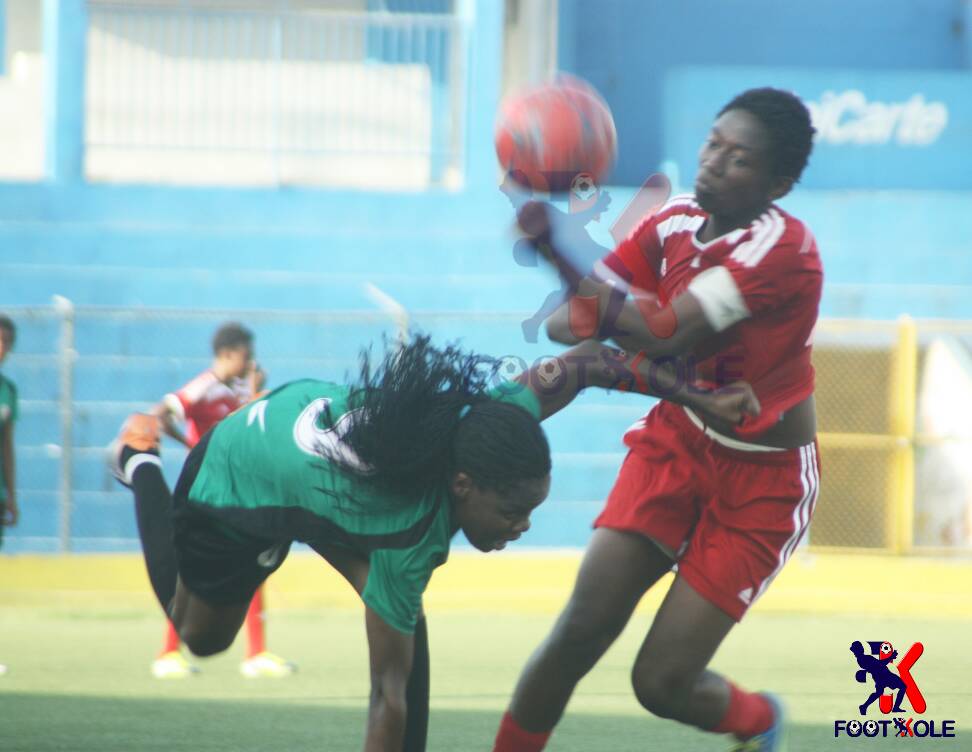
top-left (336, 335), bottom-right (550, 501)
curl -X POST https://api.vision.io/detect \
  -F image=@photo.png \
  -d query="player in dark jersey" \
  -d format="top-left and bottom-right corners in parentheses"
top-left (494, 88), bottom-right (819, 752)
top-left (109, 334), bottom-right (757, 752)
top-left (0, 314), bottom-right (18, 546)
top-left (0, 314), bottom-right (18, 678)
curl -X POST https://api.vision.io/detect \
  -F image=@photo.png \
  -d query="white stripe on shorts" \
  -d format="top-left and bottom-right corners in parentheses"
top-left (750, 442), bottom-right (819, 605)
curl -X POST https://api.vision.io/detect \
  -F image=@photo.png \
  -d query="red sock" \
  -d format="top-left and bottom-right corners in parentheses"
top-left (161, 620), bottom-right (180, 655)
top-left (712, 683), bottom-right (774, 740)
top-left (245, 587), bottom-right (267, 658)
top-left (493, 711), bottom-right (551, 752)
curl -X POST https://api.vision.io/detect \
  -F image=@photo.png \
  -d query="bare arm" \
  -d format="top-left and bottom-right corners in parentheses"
top-left (1, 421), bottom-right (16, 526)
top-left (544, 277), bottom-right (716, 358)
top-left (150, 398), bottom-right (191, 448)
top-left (518, 200), bottom-right (716, 357)
top-left (519, 340), bottom-right (759, 425)
top-left (364, 606), bottom-right (414, 752)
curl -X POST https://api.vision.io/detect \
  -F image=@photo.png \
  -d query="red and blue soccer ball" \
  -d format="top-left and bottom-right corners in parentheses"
top-left (494, 74), bottom-right (617, 194)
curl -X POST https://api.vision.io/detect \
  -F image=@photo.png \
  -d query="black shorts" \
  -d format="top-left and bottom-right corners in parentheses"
top-left (171, 433), bottom-right (292, 607)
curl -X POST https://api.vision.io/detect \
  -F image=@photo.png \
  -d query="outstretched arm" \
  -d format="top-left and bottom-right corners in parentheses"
top-left (518, 200), bottom-right (716, 357)
top-left (364, 606), bottom-right (414, 752)
top-left (545, 280), bottom-right (715, 358)
top-left (518, 340), bottom-right (759, 424)
top-left (151, 397), bottom-right (191, 448)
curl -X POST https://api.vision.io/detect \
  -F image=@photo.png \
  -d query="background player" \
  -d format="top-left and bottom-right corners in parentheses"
top-left (148, 321), bottom-right (294, 679)
top-left (494, 88), bottom-right (820, 752)
top-left (0, 314), bottom-right (18, 677)
top-left (110, 334), bottom-right (759, 752)
top-left (0, 315), bottom-right (17, 535)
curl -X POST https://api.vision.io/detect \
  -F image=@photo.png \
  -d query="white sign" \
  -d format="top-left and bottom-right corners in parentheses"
top-left (806, 90), bottom-right (948, 147)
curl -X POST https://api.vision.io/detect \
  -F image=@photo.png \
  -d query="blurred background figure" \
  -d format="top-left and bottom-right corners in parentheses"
top-left (0, 313), bottom-right (19, 678)
top-left (148, 321), bottom-right (295, 679)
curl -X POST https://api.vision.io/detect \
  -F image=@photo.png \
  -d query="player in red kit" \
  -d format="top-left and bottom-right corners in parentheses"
top-left (148, 322), bottom-right (296, 679)
top-left (494, 88), bottom-right (820, 752)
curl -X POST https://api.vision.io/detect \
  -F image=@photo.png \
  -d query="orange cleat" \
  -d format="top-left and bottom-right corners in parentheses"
top-left (107, 413), bottom-right (162, 487)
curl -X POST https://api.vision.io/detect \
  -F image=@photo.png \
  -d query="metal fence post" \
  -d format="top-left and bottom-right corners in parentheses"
top-left (53, 295), bottom-right (76, 552)
top-left (888, 314), bottom-right (918, 554)
top-left (270, 12), bottom-right (283, 186)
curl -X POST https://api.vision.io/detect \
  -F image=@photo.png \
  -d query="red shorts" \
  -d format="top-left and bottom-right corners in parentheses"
top-left (595, 400), bottom-right (820, 621)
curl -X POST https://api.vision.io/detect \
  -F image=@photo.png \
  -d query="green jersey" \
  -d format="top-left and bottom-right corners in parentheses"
top-left (0, 373), bottom-right (17, 503)
top-left (187, 378), bottom-right (540, 633)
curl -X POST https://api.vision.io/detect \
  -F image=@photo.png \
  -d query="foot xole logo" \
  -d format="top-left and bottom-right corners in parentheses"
top-left (834, 640), bottom-right (957, 741)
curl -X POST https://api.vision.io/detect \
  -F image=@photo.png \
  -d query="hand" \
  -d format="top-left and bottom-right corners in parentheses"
top-left (1, 496), bottom-right (18, 527)
top-left (699, 381), bottom-right (761, 425)
top-left (247, 362), bottom-right (266, 394)
top-left (516, 200), bottom-right (553, 245)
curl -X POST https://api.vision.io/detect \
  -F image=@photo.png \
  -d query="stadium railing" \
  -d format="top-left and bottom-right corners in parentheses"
top-left (85, 1), bottom-right (469, 188)
top-left (3, 301), bottom-right (972, 556)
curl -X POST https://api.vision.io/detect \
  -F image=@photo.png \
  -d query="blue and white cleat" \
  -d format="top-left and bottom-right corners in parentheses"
top-left (729, 694), bottom-right (787, 752)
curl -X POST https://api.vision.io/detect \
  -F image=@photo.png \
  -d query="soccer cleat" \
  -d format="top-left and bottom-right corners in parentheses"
top-left (729, 694), bottom-right (787, 752)
top-left (240, 651), bottom-right (298, 678)
top-left (107, 413), bottom-right (161, 487)
top-left (151, 650), bottom-right (199, 679)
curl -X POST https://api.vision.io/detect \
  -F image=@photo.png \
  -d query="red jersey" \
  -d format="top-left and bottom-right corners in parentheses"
top-left (600, 194), bottom-right (823, 439)
top-left (163, 370), bottom-right (251, 447)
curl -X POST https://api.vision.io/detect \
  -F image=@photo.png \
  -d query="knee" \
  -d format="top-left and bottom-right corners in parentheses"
top-left (179, 625), bottom-right (233, 657)
top-left (631, 666), bottom-right (690, 719)
top-left (551, 605), bottom-right (627, 664)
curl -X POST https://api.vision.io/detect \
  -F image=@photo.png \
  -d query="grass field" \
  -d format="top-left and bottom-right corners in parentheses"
top-left (2, 554), bottom-right (971, 751)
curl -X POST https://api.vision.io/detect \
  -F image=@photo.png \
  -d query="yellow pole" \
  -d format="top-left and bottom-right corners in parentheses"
top-left (887, 315), bottom-right (918, 553)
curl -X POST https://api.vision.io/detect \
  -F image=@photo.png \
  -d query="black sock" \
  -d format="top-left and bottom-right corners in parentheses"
top-left (131, 459), bottom-right (179, 613)
top-left (403, 615), bottom-right (430, 752)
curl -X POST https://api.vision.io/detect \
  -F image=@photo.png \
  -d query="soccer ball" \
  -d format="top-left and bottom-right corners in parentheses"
top-left (880, 642), bottom-right (893, 658)
top-left (571, 172), bottom-right (598, 202)
top-left (848, 720), bottom-right (862, 735)
top-left (864, 720), bottom-right (878, 735)
top-left (495, 74), bottom-right (617, 193)
top-left (534, 357), bottom-right (566, 390)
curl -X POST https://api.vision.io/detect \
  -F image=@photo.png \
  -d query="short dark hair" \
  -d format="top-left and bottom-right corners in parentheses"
top-left (719, 87), bottom-right (816, 182)
top-left (212, 322), bottom-right (253, 354)
top-left (0, 314), bottom-right (15, 347)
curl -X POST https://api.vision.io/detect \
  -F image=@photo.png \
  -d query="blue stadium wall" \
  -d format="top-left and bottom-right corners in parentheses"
top-left (1, 0), bottom-right (971, 552)
top-left (558, 0), bottom-right (972, 186)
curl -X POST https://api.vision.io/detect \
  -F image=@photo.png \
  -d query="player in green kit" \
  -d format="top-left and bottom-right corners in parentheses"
top-left (109, 334), bottom-right (758, 752)
top-left (0, 314), bottom-right (18, 678)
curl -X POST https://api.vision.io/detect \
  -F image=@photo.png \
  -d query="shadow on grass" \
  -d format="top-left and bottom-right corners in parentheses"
top-left (1, 693), bottom-right (958, 752)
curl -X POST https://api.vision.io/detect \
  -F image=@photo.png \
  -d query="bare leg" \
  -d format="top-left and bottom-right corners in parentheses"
top-left (169, 577), bottom-right (251, 656)
top-left (629, 575), bottom-right (736, 729)
top-left (509, 529), bottom-right (673, 732)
